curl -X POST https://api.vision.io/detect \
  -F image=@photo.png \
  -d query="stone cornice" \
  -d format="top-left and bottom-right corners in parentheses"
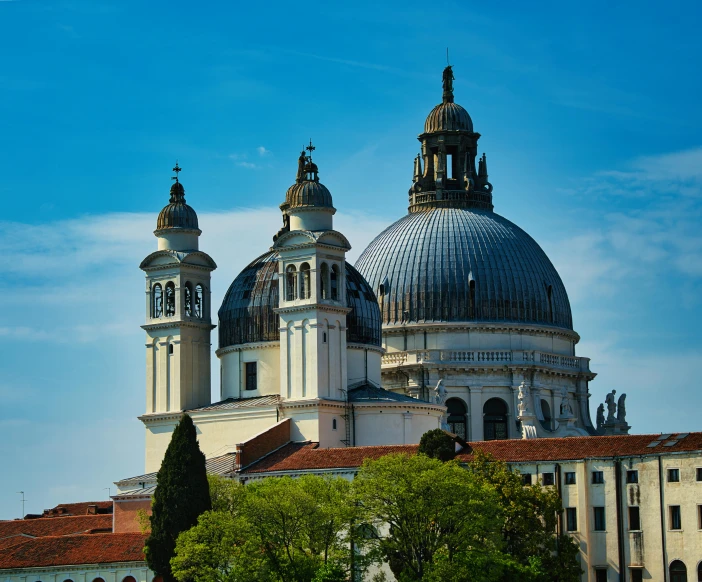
top-left (216, 341), bottom-right (280, 356)
top-left (141, 321), bottom-right (216, 332)
top-left (154, 227), bottom-right (202, 236)
top-left (346, 342), bottom-right (385, 355)
top-left (382, 322), bottom-right (581, 343)
top-left (138, 412), bottom-right (183, 424)
top-left (274, 304), bottom-right (352, 316)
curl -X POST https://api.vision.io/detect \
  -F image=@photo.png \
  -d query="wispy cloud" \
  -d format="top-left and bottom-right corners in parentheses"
top-left (257, 146), bottom-right (271, 157)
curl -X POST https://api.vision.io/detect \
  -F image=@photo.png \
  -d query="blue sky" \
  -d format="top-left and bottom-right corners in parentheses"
top-left (1, 0), bottom-right (701, 519)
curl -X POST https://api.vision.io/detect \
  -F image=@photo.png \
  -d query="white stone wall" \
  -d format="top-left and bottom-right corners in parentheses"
top-left (0, 563), bottom-right (153, 582)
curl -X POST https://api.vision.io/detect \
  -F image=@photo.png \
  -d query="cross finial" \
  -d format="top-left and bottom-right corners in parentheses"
top-left (172, 161), bottom-right (182, 183)
top-left (306, 139), bottom-right (316, 159)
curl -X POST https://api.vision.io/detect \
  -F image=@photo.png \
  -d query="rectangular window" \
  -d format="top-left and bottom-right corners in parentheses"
top-left (542, 472), bottom-right (555, 486)
top-left (669, 505), bottom-right (681, 530)
top-left (629, 507), bottom-right (641, 530)
top-left (626, 470), bottom-right (638, 484)
top-left (630, 569), bottom-right (643, 582)
top-left (697, 505), bottom-right (702, 530)
top-left (593, 507), bottom-right (606, 531)
top-left (564, 471), bottom-right (576, 485)
top-left (566, 507), bottom-right (577, 532)
top-left (521, 473), bottom-right (532, 485)
top-left (668, 468), bottom-right (680, 483)
top-left (696, 467), bottom-right (702, 482)
top-left (446, 153), bottom-right (454, 179)
top-left (595, 568), bottom-right (608, 582)
top-left (245, 362), bottom-right (257, 391)
top-left (592, 471), bottom-right (604, 484)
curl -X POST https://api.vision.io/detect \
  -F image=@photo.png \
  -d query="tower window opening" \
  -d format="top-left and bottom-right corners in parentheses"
top-left (320, 262), bottom-right (329, 299)
top-left (184, 282), bottom-right (193, 317)
top-left (330, 265), bottom-right (339, 300)
top-left (165, 282), bottom-right (176, 317)
top-left (323, 332), bottom-right (327, 343)
top-left (152, 283), bottom-right (163, 318)
top-left (332, 418), bottom-right (337, 430)
top-left (245, 362), bottom-right (257, 391)
top-left (286, 265), bottom-right (298, 301)
top-left (447, 153), bottom-right (453, 179)
top-left (168, 343), bottom-right (174, 355)
top-left (300, 263), bottom-right (311, 299)
top-left (195, 284), bottom-right (204, 318)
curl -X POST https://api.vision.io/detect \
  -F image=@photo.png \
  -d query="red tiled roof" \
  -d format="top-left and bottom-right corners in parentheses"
top-left (37, 501), bottom-right (113, 518)
top-left (0, 514), bottom-right (113, 541)
top-left (242, 433), bottom-right (702, 474)
top-left (242, 442), bottom-right (419, 474)
top-left (0, 533), bottom-right (146, 569)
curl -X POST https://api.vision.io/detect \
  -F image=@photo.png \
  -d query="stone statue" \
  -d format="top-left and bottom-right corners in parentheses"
top-left (617, 393), bottom-right (627, 423)
top-left (296, 149), bottom-right (306, 183)
top-left (517, 381), bottom-right (530, 415)
top-left (442, 65), bottom-right (454, 96)
top-left (605, 390), bottom-right (617, 423)
top-left (434, 379), bottom-right (447, 406)
top-left (596, 404), bottom-right (605, 430)
top-left (559, 386), bottom-right (573, 417)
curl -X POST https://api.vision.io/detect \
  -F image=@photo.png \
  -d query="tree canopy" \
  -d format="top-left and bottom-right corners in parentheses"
top-left (145, 414), bottom-right (211, 582)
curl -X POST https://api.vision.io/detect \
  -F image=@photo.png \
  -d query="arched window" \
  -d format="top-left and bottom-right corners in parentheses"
top-left (670, 560), bottom-right (687, 582)
top-left (184, 282), bottom-right (193, 317)
top-left (300, 263), bottom-right (311, 299)
top-left (540, 400), bottom-right (552, 431)
top-left (195, 284), bottom-right (204, 318)
top-left (697, 562), bottom-right (702, 582)
top-left (320, 262), bottom-right (329, 299)
top-left (286, 265), bottom-right (298, 301)
top-left (483, 398), bottom-right (508, 441)
top-left (92, 578), bottom-right (106, 582)
top-left (332, 418), bottom-right (337, 430)
top-left (165, 282), bottom-right (176, 317)
top-left (330, 265), bottom-right (339, 300)
top-left (122, 577), bottom-right (137, 582)
top-left (446, 398), bottom-right (467, 439)
top-left (152, 283), bottom-right (163, 318)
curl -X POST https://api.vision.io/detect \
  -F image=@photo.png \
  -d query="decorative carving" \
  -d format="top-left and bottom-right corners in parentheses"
top-left (517, 381), bottom-right (530, 415)
top-left (596, 403), bottom-right (605, 430)
top-left (433, 379), bottom-right (449, 431)
top-left (559, 385), bottom-right (574, 418)
top-left (605, 390), bottom-right (617, 423)
top-left (617, 393), bottom-right (627, 423)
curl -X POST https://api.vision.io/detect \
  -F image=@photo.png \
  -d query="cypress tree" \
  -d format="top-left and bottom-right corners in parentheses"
top-left (145, 413), bottom-right (211, 582)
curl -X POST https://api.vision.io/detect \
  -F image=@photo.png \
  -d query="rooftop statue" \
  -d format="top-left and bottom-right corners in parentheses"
top-left (617, 393), bottom-right (627, 423)
top-left (442, 65), bottom-right (455, 103)
top-left (596, 404), bottom-right (605, 430)
top-left (605, 390), bottom-right (617, 423)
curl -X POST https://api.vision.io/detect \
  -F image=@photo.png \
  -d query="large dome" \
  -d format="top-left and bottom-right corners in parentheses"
top-left (218, 251), bottom-right (382, 349)
top-left (355, 207), bottom-right (573, 330)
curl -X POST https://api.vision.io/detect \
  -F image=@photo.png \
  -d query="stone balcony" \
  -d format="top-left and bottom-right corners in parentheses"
top-left (381, 349), bottom-right (592, 376)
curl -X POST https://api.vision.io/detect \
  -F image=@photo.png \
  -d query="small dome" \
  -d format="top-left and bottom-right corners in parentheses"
top-left (218, 251), bottom-right (381, 349)
top-left (157, 182), bottom-right (199, 230)
top-left (285, 180), bottom-right (334, 210)
top-left (424, 102), bottom-right (473, 133)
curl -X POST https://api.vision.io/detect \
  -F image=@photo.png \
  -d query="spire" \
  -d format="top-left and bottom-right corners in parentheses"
top-left (478, 153), bottom-right (488, 180)
top-left (442, 65), bottom-right (454, 104)
top-left (413, 153), bottom-right (422, 182)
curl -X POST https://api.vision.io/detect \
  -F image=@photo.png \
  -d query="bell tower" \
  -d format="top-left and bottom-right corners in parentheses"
top-left (139, 164), bottom-right (217, 418)
top-left (273, 144), bottom-right (351, 402)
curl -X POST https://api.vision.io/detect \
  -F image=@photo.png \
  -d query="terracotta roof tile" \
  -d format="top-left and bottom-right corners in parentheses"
top-left (0, 514), bottom-right (113, 541)
top-left (37, 501), bottom-right (113, 518)
top-left (241, 433), bottom-right (702, 474)
top-left (0, 533), bottom-right (146, 570)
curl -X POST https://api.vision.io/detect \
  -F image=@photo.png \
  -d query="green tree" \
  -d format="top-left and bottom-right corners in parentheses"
top-left (468, 450), bottom-right (582, 582)
top-left (354, 453), bottom-right (511, 581)
top-left (418, 429), bottom-right (455, 461)
top-left (145, 414), bottom-right (212, 582)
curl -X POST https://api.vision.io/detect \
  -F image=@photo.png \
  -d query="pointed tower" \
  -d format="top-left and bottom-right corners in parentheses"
top-left (272, 144), bottom-right (351, 402)
top-left (139, 165), bottom-right (216, 469)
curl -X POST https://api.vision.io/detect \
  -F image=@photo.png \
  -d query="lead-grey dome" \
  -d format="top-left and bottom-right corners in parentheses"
top-left (355, 207), bottom-right (573, 330)
top-left (285, 180), bottom-right (334, 210)
top-left (156, 182), bottom-right (199, 230)
top-left (424, 102), bottom-right (473, 133)
top-left (218, 251), bottom-right (381, 349)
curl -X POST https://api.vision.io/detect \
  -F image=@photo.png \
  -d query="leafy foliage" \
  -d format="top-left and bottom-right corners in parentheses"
top-left (468, 450), bottom-right (583, 582)
top-left (145, 414), bottom-right (211, 582)
top-left (417, 429), bottom-right (455, 461)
